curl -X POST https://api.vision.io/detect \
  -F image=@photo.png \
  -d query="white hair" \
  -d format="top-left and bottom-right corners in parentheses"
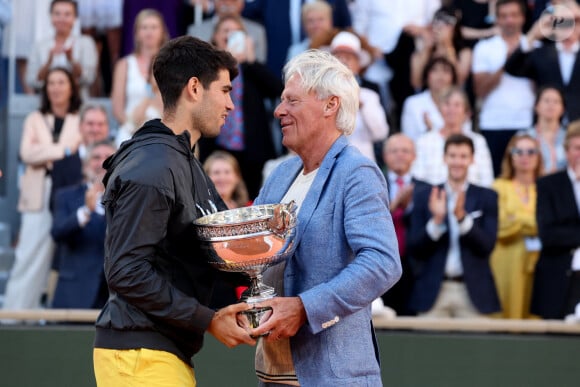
top-left (283, 49), bottom-right (359, 135)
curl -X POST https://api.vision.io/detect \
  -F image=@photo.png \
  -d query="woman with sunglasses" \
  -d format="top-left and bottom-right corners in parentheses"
top-left (526, 86), bottom-right (568, 174)
top-left (490, 133), bottom-right (544, 319)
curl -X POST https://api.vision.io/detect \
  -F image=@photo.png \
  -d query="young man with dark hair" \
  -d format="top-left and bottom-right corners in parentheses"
top-left (93, 36), bottom-right (255, 386)
top-left (408, 133), bottom-right (500, 318)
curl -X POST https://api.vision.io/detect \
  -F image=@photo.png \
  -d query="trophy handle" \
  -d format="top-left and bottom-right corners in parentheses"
top-left (268, 201), bottom-right (297, 237)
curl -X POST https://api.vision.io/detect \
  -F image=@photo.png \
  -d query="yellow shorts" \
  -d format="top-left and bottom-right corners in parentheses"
top-left (93, 348), bottom-right (196, 387)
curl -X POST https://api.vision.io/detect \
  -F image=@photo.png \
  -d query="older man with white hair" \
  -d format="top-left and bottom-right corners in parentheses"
top-left (249, 49), bottom-right (401, 386)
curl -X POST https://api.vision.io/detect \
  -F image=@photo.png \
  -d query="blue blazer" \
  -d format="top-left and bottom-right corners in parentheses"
top-left (50, 183), bottom-right (107, 309)
top-left (255, 136), bottom-right (401, 386)
top-left (407, 183), bottom-right (501, 314)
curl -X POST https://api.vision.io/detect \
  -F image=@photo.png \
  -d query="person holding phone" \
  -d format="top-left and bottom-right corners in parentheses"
top-left (198, 15), bottom-right (284, 199)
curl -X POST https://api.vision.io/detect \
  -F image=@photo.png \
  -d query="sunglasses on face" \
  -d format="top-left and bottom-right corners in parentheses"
top-left (511, 148), bottom-right (539, 156)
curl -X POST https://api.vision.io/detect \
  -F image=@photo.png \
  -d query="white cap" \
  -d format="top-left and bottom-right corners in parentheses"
top-left (330, 31), bottom-right (371, 68)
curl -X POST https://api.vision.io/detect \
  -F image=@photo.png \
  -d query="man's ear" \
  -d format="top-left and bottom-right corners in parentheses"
top-left (187, 77), bottom-right (201, 101)
top-left (324, 96), bottom-right (340, 116)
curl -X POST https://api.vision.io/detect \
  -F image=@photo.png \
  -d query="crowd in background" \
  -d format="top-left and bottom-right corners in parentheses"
top-left (1, 0), bottom-right (580, 322)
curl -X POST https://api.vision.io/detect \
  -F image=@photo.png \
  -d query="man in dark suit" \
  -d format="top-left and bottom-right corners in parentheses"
top-left (407, 134), bottom-right (500, 317)
top-left (50, 140), bottom-right (116, 309)
top-left (504, 4), bottom-right (580, 122)
top-left (380, 133), bottom-right (418, 316)
top-left (532, 121), bottom-right (580, 319)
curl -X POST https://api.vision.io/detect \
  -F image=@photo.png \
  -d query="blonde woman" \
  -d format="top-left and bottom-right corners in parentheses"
top-left (203, 150), bottom-right (249, 209)
top-left (111, 8), bottom-right (168, 146)
top-left (491, 133), bottom-right (544, 318)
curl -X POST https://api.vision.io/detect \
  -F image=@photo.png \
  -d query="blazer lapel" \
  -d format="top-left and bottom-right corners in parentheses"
top-left (464, 184), bottom-right (479, 214)
top-left (546, 44), bottom-right (565, 87)
top-left (557, 171), bottom-right (580, 216)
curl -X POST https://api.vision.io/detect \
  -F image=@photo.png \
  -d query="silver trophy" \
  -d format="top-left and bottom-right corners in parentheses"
top-left (193, 202), bottom-right (297, 336)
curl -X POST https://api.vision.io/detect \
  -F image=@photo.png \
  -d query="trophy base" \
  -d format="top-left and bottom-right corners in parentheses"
top-left (237, 306), bottom-right (273, 338)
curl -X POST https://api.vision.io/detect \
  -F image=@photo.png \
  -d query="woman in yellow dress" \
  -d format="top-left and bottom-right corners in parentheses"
top-left (491, 133), bottom-right (544, 318)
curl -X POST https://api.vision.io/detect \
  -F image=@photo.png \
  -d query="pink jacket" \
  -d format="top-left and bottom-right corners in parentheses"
top-left (18, 111), bottom-right (81, 212)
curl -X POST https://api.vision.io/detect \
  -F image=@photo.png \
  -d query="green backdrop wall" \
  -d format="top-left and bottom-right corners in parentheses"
top-left (0, 326), bottom-right (579, 387)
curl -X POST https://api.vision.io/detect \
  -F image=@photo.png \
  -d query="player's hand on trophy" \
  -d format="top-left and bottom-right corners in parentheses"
top-left (207, 302), bottom-right (257, 347)
top-left (250, 296), bottom-right (307, 342)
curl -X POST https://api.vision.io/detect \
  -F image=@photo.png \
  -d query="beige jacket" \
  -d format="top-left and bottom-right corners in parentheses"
top-left (18, 111), bottom-right (81, 212)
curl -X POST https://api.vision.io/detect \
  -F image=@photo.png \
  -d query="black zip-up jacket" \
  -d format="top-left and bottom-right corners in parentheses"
top-left (94, 119), bottom-right (230, 365)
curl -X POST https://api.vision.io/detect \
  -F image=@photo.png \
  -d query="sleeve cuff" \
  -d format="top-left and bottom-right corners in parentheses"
top-left (458, 214), bottom-right (474, 235)
top-left (426, 218), bottom-right (447, 240)
top-left (76, 206), bottom-right (90, 227)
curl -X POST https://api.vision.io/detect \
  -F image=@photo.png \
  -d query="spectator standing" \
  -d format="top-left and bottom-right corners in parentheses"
top-left (412, 87), bottom-right (494, 186)
top-left (411, 7), bottom-right (472, 90)
top-left (26, 0), bottom-right (98, 100)
top-left (472, 0), bottom-right (536, 177)
top-left (111, 8), bottom-right (169, 147)
top-left (2, 67), bottom-right (82, 312)
top-left (408, 134), bottom-right (500, 318)
top-left (532, 121), bottom-right (580, 319)
top-left (50, 140), bottom-right (116, 309)
top-left (188, 0), bottom-right (267, 63)
top-left (491, 133), bottom-right (544, 319)
top-left (505, 2), bottom-right (580, 122)
top-left (199, 15), bottom-right (283, 199)
top-left (526, 86), bottom-right (568, 173)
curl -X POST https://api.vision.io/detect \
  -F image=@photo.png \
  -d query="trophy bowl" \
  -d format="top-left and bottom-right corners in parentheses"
top-left (193, 202), bottom-right (297, 335)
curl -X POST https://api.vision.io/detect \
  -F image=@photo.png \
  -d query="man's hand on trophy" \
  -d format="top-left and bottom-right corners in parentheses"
top-left (250, 296), bottom-right (307, 342)
top-left (207, 303), bottom-right (257, 347)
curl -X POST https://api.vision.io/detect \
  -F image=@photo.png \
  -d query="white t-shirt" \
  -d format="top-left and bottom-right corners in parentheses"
top-left (472, 35), bottom-right (535, 130)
